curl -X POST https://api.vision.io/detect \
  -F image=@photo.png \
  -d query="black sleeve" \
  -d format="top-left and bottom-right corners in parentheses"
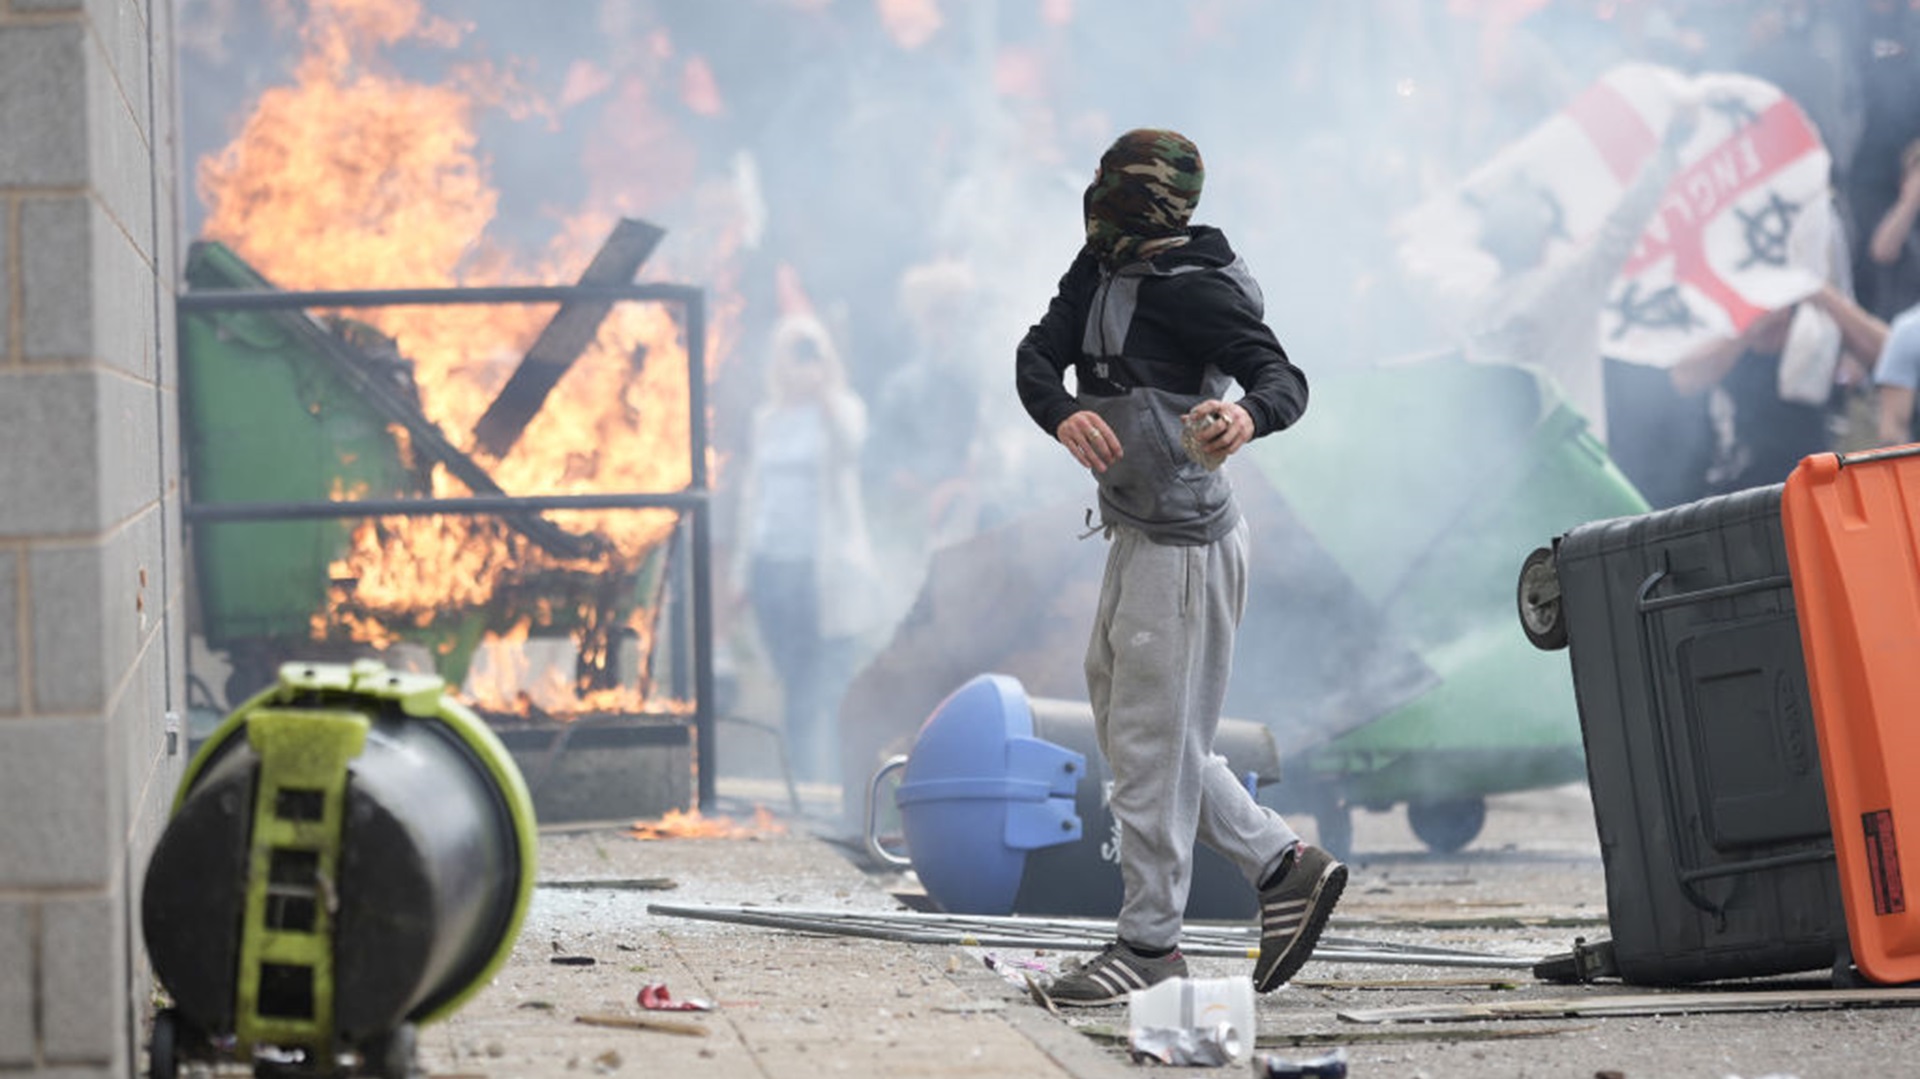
top-left (1015, 251), bottom-right (1096, 437)
top-left (1172, 270), bottom-right (1308, 437)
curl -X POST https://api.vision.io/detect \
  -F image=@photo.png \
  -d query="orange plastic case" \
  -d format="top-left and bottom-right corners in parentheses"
top-left (1782, 448), bottom-right (1920, 984)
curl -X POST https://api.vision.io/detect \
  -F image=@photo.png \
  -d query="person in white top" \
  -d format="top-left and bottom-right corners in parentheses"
top-left (730, 313), bottom-right (882, 784)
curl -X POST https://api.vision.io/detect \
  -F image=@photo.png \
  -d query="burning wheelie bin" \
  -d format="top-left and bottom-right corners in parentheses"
top-left (179, 233), bottom-right (673, 713)
top-left (180, 241), bottom-right (429, 708)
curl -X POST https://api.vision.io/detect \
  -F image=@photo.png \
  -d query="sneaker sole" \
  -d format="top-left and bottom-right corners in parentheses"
top-left (1254, 861), bottom-right (1348, 993)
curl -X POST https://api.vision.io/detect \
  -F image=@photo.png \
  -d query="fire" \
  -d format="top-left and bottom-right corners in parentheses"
top-left (628, 807), bottom-right (786, 842)
top-left (197, 0), bottom-right (744, 716)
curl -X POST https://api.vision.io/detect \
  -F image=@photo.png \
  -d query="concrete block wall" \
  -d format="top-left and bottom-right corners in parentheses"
top-left (0, 0), bottom-right (181, 1074)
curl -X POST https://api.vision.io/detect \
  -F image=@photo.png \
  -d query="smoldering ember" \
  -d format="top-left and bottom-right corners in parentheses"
top-left (3, 2), bottom-right (1920, 1078)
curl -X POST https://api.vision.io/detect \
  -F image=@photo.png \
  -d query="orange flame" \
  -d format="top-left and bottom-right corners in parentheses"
top-left (628, 807), bottom-right (786, 841)
top-left (199, 0), bottom-right (743, 717)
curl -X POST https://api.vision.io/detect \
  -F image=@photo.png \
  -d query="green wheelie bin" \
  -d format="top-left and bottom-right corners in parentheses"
top-left (1244, 352), bottom-right (1649, 856)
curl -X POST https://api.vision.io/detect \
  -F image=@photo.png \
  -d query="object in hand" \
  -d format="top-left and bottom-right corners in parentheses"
top-left (1181, 411), bottom-right (1228, 471)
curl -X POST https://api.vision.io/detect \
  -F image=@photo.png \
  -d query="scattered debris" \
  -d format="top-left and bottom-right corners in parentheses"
top-left (551, 955), bottom-right (598, 966)
top-left (541, 878), bottom-right (680, 892)
top-left (1337, 912), bottom-right (1608, 931)
top-left (933, 1000), bottom-right (1007, 1015)
top-left (637, 983), bottom-right (712, 1012)
top-left (983, 953), bottom-right (1049, 974)
top-left (1080, 1024), bottom-right (1590, 1047)
top-left (1023, 973), bottom-right (1060, 1018)
top-left (1295, 977), bottom-right (1522, 991)
top-left (982, 953), bottom-right (1051, 991)
top-left (1252, 1046), bottom-right (1348, 1077)
top-left (1130, 1022), bottom-right (1240, 1067)
top-left (575, 1013), bottom-right (709, 1038)
top-left (646, 903), bottom-right (1540, 970)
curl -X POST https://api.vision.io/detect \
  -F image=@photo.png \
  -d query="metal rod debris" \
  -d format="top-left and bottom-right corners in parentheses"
top-left (645, 903), bottom-right (1543, 970)
top-left (184, 491), bottom-right (706, 523)
top-left (177, 282), bottom-right (703, 311)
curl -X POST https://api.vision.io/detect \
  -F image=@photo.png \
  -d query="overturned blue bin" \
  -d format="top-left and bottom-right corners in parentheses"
top-left (877, 674), bottom-right (1082, 914)
top-left (869, 673), bottom-right (1279, 919)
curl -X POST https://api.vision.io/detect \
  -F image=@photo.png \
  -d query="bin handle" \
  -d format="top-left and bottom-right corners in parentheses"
top-left (864, 755), bottom-right (913, 868)
top-left (1635, 568), bottom-right (1793, 613)
top-left (1630, 565), bottom-right (1826, 921)
top-left (1834, 444), bottom-right (1920, 468)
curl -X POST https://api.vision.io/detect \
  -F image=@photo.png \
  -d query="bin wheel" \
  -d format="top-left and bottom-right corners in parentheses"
top-left (367, 1024), bottom-right (418, 1079)
top-left (149, 1008), bottom-right (180, 1079)
top-left (1517, 546), bottom-right (1568, 651)
top-left (1407, 796), bottom-right (1487, 854)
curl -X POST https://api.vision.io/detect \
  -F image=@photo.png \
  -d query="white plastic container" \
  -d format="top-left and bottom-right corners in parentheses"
top-left (1126, 976), bottom-right (1256, 1065)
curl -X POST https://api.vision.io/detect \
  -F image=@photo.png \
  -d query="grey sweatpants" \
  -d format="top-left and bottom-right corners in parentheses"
top-left (1087, 518), bottom-right (1300, 951)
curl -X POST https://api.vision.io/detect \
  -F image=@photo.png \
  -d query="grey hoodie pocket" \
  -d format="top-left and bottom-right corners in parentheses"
top-left (1084, 389), bottom-right (1219, 528)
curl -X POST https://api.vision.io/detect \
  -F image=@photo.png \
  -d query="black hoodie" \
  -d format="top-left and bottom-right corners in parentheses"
top-left (1015, 225), bottom-right (1308, 545)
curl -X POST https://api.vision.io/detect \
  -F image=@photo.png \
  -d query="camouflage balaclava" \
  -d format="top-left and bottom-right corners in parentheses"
top-left (1083, 128), bottom-right (1205, 267)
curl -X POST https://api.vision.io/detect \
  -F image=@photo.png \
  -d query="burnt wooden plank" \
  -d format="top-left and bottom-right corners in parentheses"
top-left (472, 217), bottom-right (667, 457)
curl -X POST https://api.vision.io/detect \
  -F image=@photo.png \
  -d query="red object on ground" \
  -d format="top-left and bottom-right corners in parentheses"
top-left (638, 983), bottom-right (714, 1012)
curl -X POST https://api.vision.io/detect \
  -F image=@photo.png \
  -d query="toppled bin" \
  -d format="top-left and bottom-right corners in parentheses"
top-left (869, 673), bottom-right (1281, 919)
top-left (1783, 447), bottom-right (1920, 985)
top-left (1523, 485), bottom-right (1844, 985)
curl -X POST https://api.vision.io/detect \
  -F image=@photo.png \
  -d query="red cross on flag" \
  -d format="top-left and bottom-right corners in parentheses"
top-left (1396, 62), bottom-right (1834, 374)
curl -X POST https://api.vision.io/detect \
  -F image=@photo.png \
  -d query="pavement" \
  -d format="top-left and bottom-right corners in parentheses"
top-left (420, 777), bottom-right (1098, 1079)
top-left (416, 779), bottom-right (1920, 1079)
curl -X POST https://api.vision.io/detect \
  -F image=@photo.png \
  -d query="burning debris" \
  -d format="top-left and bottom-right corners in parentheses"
top-left (186, 0), bottom-right (747, 729)
top-left (627, 807), bottom-right (785, 842)
top-left (182, 224), bottom-right (698, 722)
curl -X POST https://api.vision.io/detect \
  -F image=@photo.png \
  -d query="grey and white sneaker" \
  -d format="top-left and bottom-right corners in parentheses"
top-left (1047, 941), bottom-right (1188, 1007)
top-left (1253, 844), bottom-right (1347, 992)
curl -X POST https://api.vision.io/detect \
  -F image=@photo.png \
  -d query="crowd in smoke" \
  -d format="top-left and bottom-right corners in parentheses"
top-left (176, 0), bottom-right (1920, 781)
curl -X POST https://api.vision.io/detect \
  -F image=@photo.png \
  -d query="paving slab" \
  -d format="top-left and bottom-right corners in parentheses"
top-left (422, 812), bottom-right (1092, 1079)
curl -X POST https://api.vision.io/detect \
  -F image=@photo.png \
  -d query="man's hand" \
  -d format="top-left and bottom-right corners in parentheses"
top-left (1056, 410), bottom-right (1122, 473)
top-left (1185, 399), bottom-right (1255, 460)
